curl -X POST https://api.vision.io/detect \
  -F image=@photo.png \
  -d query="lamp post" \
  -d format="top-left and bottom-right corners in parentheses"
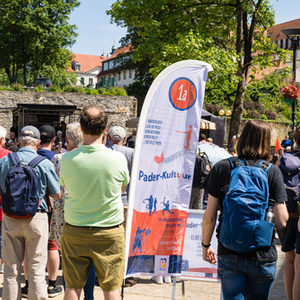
top-left (282, 28), bottom-right (300, 132)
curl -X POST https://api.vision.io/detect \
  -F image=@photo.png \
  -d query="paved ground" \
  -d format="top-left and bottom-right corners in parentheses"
top-left (0, 245), bottom-right (287, 299)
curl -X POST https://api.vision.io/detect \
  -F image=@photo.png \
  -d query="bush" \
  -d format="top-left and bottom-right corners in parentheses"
top-left (85, 88), bottom-right (99, 95)
top-left (0, 85), bottom-right (12, 91)
top-left (244, 100), bottom-right (255, 110)
top-left (97, 87), bottom-right (107, 94)
top-left (63, 85), bottom-right (85, 93)
top-left (11, 83), bottom-right (25, 91)
top-left (48, 86), bottom-right (63, 92)
top-left (205, 103), bottom-right (223, 115)
top-left (254, 102), bottom-right (265, 114)
top-left (265, 110), bottom-right (277, 120)
top-left (34, 85), bottom-right (44, 92)
top-left (248, 111), bottom-right (261, 119)
top-left (103, 87), bottom-right (127, 96)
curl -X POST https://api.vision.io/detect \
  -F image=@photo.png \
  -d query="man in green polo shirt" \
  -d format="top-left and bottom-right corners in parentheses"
top-left (60, 105), bottom-right (129, 300)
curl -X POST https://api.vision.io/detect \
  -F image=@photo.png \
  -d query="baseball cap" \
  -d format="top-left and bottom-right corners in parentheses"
top-left (108, 126), bottom-right (126, 141)
top-left (39, 125), bottom-right (56, 139)
top-left (20, 125), bottom-right (40, 139)
top-left (39, 125), bottom-right (56, 144)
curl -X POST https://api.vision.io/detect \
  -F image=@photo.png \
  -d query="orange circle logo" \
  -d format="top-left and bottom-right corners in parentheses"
top-left (169, 77), bottom-right (197, 110)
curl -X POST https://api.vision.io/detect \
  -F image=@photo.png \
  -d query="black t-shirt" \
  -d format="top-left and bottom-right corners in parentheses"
top-left (206, 157), bottom-right (287, 262)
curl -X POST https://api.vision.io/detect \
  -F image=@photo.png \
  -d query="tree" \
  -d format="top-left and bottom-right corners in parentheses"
top-left (0, 0), bottom-right (79, 85)
top-left (108, 0), bottom-right (287, 143)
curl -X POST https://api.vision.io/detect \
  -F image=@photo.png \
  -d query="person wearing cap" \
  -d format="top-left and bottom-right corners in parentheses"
top-left (60, 105), bottom-right (129, 300)
top-left (108, 126), bottom-right (137, 288)
top-left (0, 125), bottom-right (60, 300)
top-left (34, 124), bottom-right (63, 297)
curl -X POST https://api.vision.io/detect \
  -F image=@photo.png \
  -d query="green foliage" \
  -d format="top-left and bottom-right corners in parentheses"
top-left (11, 83), bottom-right (25, 91)
top-left (102, 87), bottom-right (127, 96)
top-left (85, 88), bottom-right (99, 95)
top-left (63, 85), bottom-right (85, 93)
top-left (108, 0), bottom-right (289, 140)
top-left (0, 0), bottom-right (80, 85)
top-left (97, 87), bottom-right (107, 95)
top-left (34, 85), bottom-right (45, 92)
top-left (48, 86), bottom-right (63, 92)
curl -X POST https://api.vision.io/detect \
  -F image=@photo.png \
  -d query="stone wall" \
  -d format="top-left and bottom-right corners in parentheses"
top-left (0, 91), bottom-right (137, 132)
top-left (225, 119), bottom-right (291, 146)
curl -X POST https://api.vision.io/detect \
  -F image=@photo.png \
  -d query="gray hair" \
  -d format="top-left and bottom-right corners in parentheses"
top-left (66, 122), bottom-right (83, 149)
top-left (0, 126), bottom-right (7, 139)
top-left (18, 136), bottom-right (39, 147)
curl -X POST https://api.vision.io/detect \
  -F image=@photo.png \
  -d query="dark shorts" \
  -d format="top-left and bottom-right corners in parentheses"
top-left (280, 218), bottom-right (300, 254)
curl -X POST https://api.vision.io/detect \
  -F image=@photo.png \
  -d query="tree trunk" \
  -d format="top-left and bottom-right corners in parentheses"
top-left (228, 69), bottom-right (247, 145)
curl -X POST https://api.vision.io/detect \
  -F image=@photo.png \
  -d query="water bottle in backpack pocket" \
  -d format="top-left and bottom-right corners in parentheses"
top-left (219, 158), bottom-right (274, 253)
top-left (2, 152), bottom-right (46, 218)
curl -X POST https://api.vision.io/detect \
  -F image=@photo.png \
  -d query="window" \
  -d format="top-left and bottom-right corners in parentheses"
top-left (123, 71), bottom-right (126, 80)
top-left (118, 73), bottom-right (121, 81)
top-left (129, 70), bottom-right (132, 79)
top-left (89, 78), bottom-right (93, 86)
top-left (80, 77), bottom-right (85, 85)
top-left (75, 63), bottom-right (81, 71)
top-left (280, 39), bottom-right (283, 48)
top-left (286, 39), bottom-right (289, 49)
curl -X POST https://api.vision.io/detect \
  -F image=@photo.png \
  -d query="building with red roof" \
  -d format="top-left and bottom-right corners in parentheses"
top-left (68, 53), bottom-right (107, 88)
top-left (96, 44), bottom-right (136, 88)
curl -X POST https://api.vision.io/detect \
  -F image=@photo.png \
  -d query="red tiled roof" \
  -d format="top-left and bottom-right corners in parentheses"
top-left (268, 18), bottom-right (300, 41)
top-left (68, 54), bottom-right (108, 73)
top-left (107, 44), bottom-right (134, 61)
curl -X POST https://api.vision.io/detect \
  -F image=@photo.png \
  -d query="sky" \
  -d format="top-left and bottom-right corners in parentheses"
top-left (69, 0), bottom-right (300, 56)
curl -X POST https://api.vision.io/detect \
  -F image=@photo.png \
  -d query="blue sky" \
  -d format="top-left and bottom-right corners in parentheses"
top-left (69, 0), bottom-right (300, 56)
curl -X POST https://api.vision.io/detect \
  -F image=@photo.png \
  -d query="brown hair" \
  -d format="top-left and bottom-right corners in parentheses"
top-left (294, 126), bottom-right (300, 149)
top-left (237, 120), bottom-right (271, 161)
top-left (80, 105), bottom-right (108, 136)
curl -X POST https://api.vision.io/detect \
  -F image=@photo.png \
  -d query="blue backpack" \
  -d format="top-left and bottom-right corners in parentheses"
top-left (219, 158), bottom-right (274, 253)
top-left (2, 152), bottom-right (46, 218)
top-left (279, 152), bottom-right (300, 213)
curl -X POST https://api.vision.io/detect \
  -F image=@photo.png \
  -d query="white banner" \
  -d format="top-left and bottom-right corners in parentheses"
top-left (125, 60), bottom-right (213, 277)
top-left (181, 210), bottom-right (218, 281)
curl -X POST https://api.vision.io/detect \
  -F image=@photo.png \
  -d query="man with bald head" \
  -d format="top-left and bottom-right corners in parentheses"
top-left (60, 105), bottom-right (129, 300)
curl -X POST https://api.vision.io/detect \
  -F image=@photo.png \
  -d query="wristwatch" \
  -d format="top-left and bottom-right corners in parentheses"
top-left (201, 241), bottom-right (211, 248)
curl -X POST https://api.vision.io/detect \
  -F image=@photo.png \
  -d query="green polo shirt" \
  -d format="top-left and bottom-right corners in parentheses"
top-left (60, 144), bottom-right (129, 227)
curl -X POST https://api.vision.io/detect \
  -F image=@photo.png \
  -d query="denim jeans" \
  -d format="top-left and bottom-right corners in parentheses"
top-left (218, 255), bottom-right (277, 300)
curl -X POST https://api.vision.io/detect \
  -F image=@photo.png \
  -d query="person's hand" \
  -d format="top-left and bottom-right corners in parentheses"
top-left (202, 246), bottom-right (217, 265)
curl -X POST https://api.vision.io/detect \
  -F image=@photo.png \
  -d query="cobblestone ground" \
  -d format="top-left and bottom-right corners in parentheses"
top-left (0, 245), bottom-right (286, 300)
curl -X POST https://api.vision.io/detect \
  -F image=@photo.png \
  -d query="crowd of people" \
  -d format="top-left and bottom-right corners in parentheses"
top-left (0, 109), bottom-right (298, 300)
top-left (0, 105), bottom-right (136, 300)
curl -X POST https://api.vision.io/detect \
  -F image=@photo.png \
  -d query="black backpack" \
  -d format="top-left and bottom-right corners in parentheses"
top-left (279, 152), bottom-right (300, 212)
top-left (2, 152), bottom-right (46, 218)
top-left (192, 150), bottom-right (212, 188)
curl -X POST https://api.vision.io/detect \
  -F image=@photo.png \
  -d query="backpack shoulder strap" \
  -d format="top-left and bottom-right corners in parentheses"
top-left (8, 152), bottom-right (20, 167)
top-left (228, 157), bottom-right (244, 169)
top-left (256, 160), bottom-right (272, 173)
top-left (29, 155), bottom-right (46, 168)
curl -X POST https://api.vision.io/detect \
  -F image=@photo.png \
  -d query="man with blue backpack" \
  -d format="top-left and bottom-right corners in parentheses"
top-left (0, 125), bottom-right (60, 300)
top-left (202, 120), bottom-right (288, 300)
top-left (279, 126), bottom-right (300, 300)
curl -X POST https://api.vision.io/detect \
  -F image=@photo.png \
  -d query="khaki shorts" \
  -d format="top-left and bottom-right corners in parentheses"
top-left (61, 223), bottom-right (125, 292)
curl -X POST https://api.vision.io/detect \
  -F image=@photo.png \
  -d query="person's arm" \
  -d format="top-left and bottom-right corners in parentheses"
top-left (273, 202), bottom-right (288, 230)
top-left (122, 184), bottom-right (127, 193)
top-left (50, 191), bottom-right (61, 200)
top-left (202, 194), bottom-right (218, 265)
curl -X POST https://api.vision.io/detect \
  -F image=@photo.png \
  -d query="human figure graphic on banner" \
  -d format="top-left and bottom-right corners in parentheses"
top-left (162, 198), bottom-right (174, 215)
top-left (153, 198), bottom-right (157, 213)
top-left (143, 195), bottom-right (155, 216)
top-left (176, 125), bottom-right (192, 151)
top-left (132, 227), bottom-right (146, 253)
top-left (144, 229), bottom-right (152, 251)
